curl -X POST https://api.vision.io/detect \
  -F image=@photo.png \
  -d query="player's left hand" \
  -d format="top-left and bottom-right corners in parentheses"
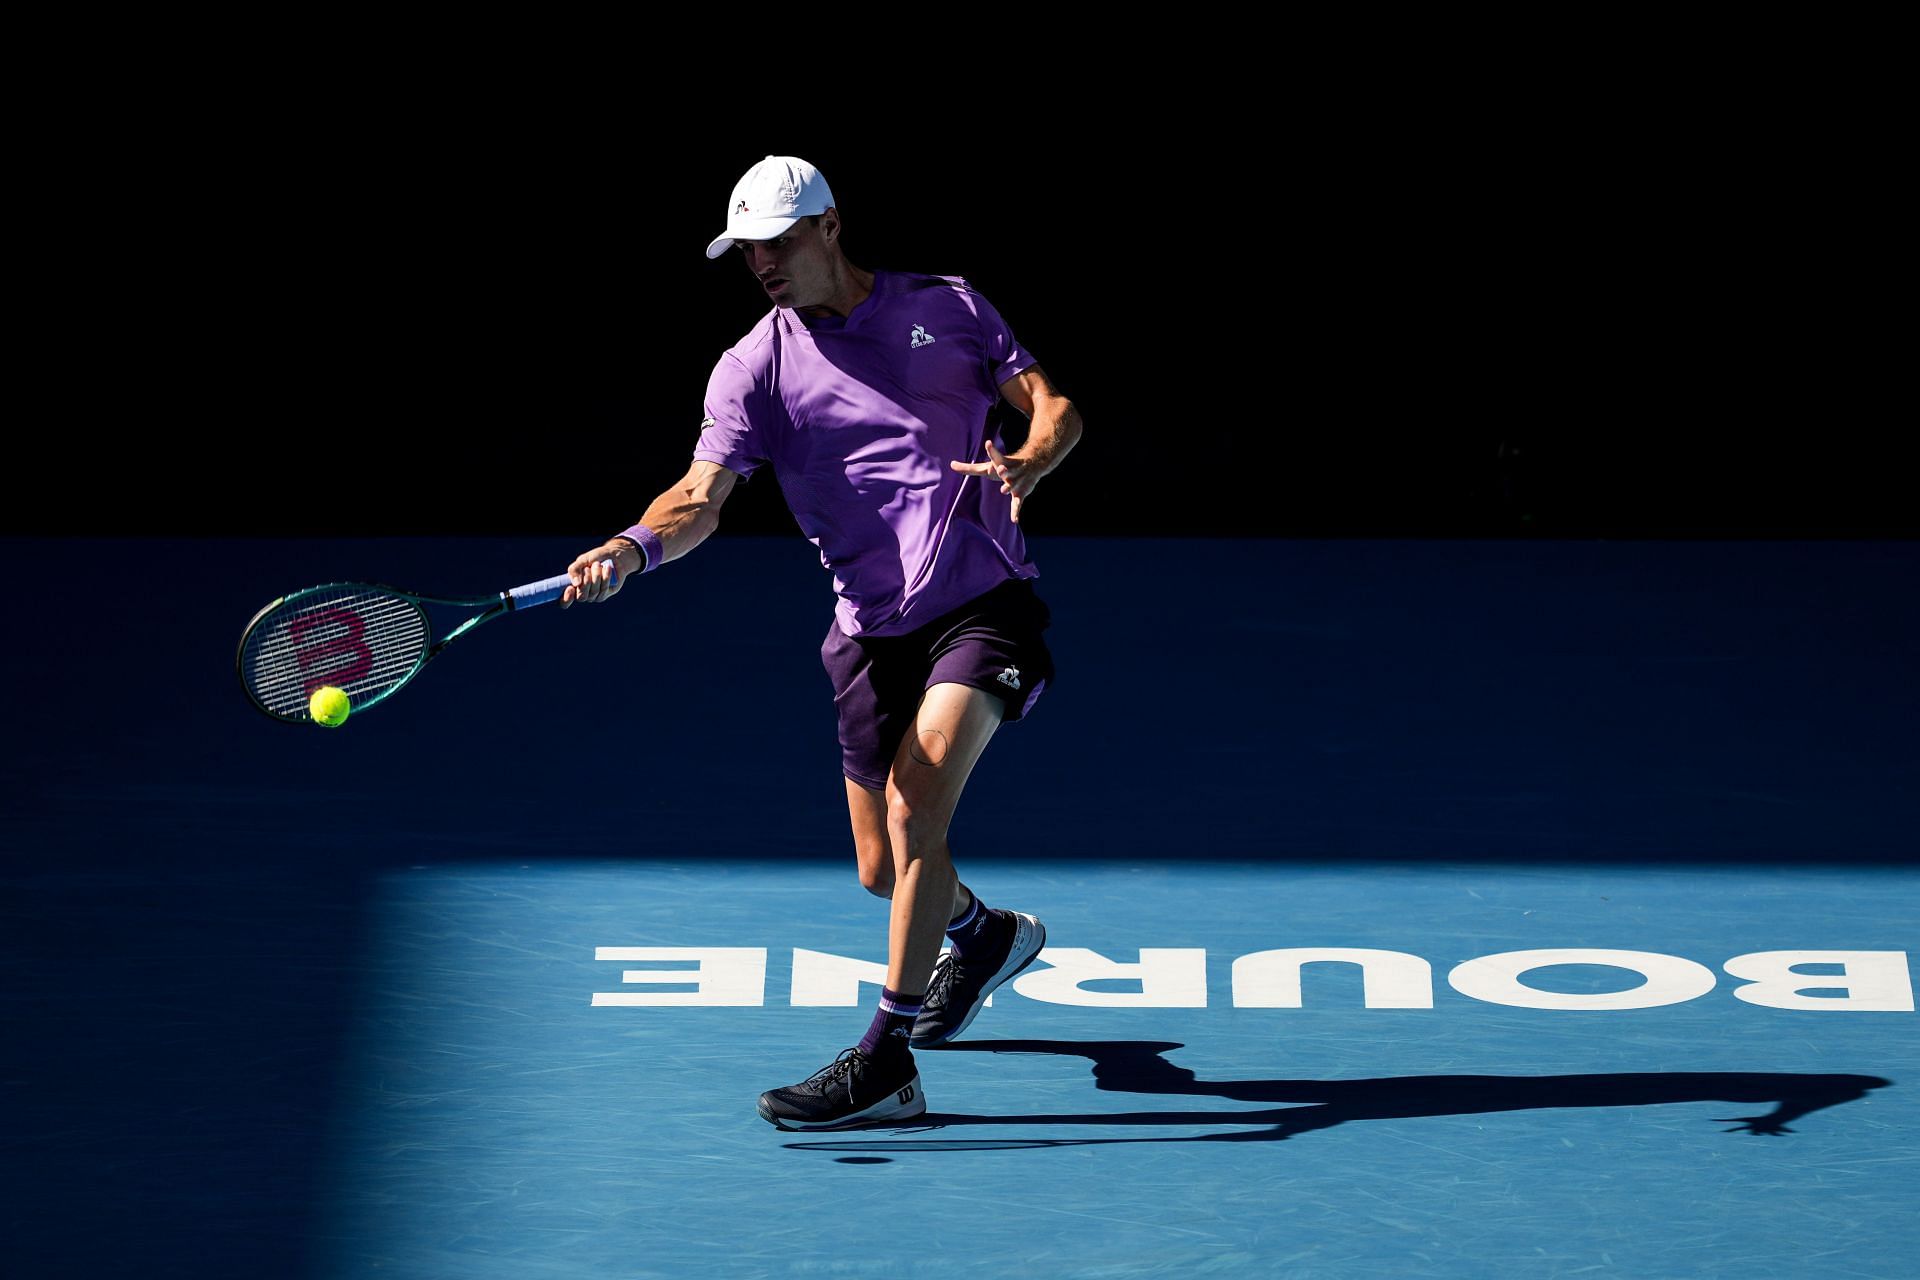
top-left (951, 441), bottom-right (1044, 523)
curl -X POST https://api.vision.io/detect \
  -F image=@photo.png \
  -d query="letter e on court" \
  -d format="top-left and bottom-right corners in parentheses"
top-left (592, 947), bottom-right (768, 1006)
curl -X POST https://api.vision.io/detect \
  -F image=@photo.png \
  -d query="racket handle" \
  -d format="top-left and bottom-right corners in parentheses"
top-left (506, 559), bottom-right (618, 610)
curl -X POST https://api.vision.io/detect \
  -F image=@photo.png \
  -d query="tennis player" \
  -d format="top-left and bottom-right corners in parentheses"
top-left (562, 156), bottom-right (1082, 1129)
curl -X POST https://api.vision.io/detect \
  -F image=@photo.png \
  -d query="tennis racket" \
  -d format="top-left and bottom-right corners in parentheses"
top-left (236, 559), bottom-right (615, 723)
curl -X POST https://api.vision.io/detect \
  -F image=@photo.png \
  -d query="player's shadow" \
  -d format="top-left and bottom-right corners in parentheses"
top-left (783, 1039), bottom-right (1891, 1153)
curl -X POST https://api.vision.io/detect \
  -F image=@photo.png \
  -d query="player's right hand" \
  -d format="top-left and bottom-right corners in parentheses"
top-left (951, 440), bottom-right (1044, 523)
top-left (562, 542), bottom-right (637, 608)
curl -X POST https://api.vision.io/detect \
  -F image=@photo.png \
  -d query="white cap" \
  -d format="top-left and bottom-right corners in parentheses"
top-left (704, 155), bottom-right (836, 259)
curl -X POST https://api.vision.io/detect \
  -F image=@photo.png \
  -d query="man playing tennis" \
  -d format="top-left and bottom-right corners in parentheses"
top-left (561, 156), bottom-right (1083, 1130)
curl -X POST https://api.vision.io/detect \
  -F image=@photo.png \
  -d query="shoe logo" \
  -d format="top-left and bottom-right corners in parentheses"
top-left (889, 1026), bottom-right (910, 1039)
top-left (997, 665), bottom-right (1021, 691)
top-left (897, 1084), bottom-right (916, 1104)
top-left (910, 324), bottom-right (936, 349)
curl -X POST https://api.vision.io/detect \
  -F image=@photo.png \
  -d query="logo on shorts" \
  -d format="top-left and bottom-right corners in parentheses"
top-left (997, 665), bottom-right (1021, 691)
top-left (910, 324), bottom-right (936, 349)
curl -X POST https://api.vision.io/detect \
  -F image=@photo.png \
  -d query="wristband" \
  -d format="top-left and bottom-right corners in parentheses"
top-left (617, 523), bottom-right (665, 574)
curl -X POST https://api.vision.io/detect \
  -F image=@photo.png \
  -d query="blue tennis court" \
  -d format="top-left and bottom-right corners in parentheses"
top-left (4, 537), bottom-right (1916, 1278)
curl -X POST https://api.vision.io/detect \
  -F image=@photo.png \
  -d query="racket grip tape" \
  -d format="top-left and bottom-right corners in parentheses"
top-left (507, 558), bottom-right (617, 609)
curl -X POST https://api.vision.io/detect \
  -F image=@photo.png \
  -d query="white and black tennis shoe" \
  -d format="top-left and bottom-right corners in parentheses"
top-left (911, 911), bottom-right (1046, 1047)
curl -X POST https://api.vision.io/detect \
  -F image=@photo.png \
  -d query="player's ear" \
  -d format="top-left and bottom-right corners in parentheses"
top-left (819, 209), bottom-right (839, 242)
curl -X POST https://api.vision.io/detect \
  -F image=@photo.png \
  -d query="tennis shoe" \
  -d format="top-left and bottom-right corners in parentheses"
top-left (911, 910), bottom-right (1046, 1047)
top-left (756, 1044), bottom-right (925, 1130)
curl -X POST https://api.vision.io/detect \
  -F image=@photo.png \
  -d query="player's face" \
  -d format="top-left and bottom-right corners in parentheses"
top-left (734, 215), bottom-right (834, 308)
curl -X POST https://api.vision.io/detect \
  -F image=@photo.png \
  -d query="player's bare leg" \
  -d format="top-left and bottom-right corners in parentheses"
top-left (869, 684), bottom-right (1050, 1045)
top-left (845, 779), bottom-right (968, 920)
top-left (758, 684), bottom-right (1036, 1129)
top-left (879, 682), bottom-right (1005, 995)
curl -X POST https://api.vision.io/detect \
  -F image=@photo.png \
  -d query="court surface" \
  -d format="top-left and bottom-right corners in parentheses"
top-left (4, 537), bottom-right (1916, 1278)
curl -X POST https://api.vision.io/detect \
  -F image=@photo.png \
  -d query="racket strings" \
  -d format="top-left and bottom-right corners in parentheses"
top-left (243, 588), bottom-right (429, 718)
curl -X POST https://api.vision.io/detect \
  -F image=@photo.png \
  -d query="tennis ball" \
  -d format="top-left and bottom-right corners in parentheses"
top-left (309, 685), bottom-right (351, 728)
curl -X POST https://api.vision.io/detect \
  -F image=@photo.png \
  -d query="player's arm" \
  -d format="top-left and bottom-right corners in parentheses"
top-left (562, 460), bottom-right (741, 607)
top-left (999, 364), bottom-right (1083, 478)
top-left (950, 364), bottom-right (1084, 523)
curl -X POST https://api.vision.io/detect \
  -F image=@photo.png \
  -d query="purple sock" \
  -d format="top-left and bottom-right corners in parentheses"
top-left (945, 888), bottom-right (1007, 962)
top-left (857, 987), bottom-right (922, 1057)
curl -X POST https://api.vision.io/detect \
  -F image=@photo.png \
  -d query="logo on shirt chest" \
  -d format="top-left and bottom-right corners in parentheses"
top-left (909, 324), bottom-right (936, 349)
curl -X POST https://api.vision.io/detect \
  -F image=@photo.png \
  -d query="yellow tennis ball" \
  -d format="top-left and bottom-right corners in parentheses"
top-left (309, 685), bottom-right (351, 727)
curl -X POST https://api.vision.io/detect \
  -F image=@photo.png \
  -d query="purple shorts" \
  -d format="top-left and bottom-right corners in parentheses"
top-left (821, 578), bottom-right (1054, 790)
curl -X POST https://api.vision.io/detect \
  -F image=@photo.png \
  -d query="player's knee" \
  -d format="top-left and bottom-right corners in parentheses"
top-left (885, 795), bottom-right (948, 864)
top-left (884, 793), bottom-right (918, 845)
top-left (858, 858), bottom-right (895, 899)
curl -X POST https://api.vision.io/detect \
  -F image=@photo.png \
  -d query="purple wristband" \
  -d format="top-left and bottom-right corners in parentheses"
top-left (618, 523), bottom-right (664, 573)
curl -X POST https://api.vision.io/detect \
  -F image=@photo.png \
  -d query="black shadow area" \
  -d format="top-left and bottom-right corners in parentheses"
top-left (784, 1040), bottom-right (1891, 1152)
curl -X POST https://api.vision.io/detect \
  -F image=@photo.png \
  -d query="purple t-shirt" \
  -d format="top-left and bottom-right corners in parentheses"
top-left (694, 269), bottom-right (1040, 637)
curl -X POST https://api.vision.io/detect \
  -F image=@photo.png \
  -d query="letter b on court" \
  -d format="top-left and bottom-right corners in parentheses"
top-left (1723, 951), bottom-right (1915, 1011)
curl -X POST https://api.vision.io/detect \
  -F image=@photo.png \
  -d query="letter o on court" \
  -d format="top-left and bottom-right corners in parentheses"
top-left (1447, 949), bottom-right (1718, 1011)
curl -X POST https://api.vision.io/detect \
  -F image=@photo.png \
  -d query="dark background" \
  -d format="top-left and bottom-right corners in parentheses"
top-left (22, 59), bottom-right (1905, 541)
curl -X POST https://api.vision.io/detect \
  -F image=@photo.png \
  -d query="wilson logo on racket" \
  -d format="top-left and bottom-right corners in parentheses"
top-left (288, 607), bottom-right (374, 696)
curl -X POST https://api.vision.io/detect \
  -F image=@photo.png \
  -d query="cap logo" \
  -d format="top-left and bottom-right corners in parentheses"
top-left (707, 157), bottom-right (832, 259)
